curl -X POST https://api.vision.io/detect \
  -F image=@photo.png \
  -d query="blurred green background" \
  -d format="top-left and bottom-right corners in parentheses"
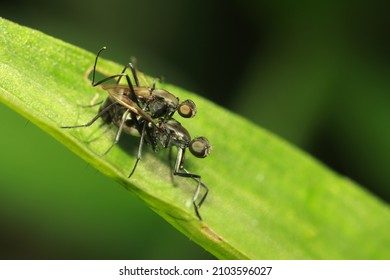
top-left (1, 0), bottom-right (389, 259)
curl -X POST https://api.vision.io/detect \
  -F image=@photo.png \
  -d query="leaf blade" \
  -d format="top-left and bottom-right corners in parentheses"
top-left (1, 17), bottom-right (389, 259)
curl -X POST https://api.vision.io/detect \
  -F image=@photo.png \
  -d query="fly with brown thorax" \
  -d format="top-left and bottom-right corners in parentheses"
top-left (94, 47), bottom-right (197, 121)
top-left (62, 47), bottom-right (212, 220)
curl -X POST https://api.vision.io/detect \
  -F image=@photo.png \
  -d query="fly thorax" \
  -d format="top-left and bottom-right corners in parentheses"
top-left (165, 119), bottom-right (191, 148)
top-left (150, 89), bottom-right (179, 117)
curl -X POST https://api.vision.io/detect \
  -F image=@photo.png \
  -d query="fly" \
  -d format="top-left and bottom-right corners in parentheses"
top-left (62, 47), bottom-right (212, 220)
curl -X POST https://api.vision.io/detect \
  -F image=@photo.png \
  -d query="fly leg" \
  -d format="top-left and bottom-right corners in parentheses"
top-left (172, 148), bottom-right (209, 220)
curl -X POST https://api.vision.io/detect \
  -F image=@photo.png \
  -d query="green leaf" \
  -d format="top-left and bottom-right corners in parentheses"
top-left (1, 17), bottom-right (389, 259)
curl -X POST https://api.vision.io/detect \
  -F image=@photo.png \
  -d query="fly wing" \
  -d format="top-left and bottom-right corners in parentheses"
top-left (118, 95), bottom-right (155, 124)
top-left (103, 85), bottom-right (156, 125)
top-left (102, 84), bottom-right (131, 95)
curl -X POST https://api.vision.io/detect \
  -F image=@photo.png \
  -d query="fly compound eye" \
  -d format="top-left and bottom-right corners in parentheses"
top-left (189, 137), bottom-right (211, 158)
top-left (178, 100), bottom-right (197, 118)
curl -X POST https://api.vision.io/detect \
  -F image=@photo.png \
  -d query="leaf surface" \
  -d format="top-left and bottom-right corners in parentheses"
top-left (1, 18), bottom-right (389, 259)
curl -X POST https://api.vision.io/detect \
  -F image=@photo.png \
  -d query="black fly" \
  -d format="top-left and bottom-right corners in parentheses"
top-left (62, 47), bottom-right (211, 220)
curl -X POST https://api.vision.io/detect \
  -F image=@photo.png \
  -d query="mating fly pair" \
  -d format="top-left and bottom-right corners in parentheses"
top-left (62, 47), bottom-right (211, 220)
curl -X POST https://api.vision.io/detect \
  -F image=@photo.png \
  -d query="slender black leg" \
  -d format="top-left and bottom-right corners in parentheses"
top-left (184, 168), bottom-right (209, 208)
top-left (128, 122), bottom-right (147, 178)
top-left (168, 146), bottom-right (176, 184)
top-left (91, 47), bottom-right (139, 106)
top-left (129, 63), bottom-right (140, 87)
top-left (93, 73), bottom-right (138, 103)
top-left (101, 109), bottom-right (130, 156)
top-left (61, 101), bottom-right (118, 129)
top-left (116, 62), bottom-right (140, 87)
top-left (91, 47), bottom-right (107, 86)
top-left (172, 148), bottom-right (209, 220)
